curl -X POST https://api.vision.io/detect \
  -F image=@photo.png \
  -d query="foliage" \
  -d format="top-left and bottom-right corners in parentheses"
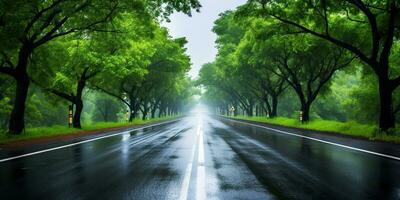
top-left (199, 3), bottom-right (400, 133)
top-left (0, 0), bottom-right (199, 134)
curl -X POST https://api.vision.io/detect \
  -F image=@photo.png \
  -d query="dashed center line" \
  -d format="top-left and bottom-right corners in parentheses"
top-left (179, 116), bottom-right (207, 200)
top-left (196, 125), bottom-right (206, 200)
top-left (179, 117), bottom-right (202, 200)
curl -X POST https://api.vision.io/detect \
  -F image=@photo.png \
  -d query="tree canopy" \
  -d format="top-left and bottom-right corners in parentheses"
top-left (199, 3), bottom-right (400, 132)
top-left (0, 0), bottom-right (200, 134)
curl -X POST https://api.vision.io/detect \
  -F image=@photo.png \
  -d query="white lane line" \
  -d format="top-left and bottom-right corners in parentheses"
top-left (179, 119), bottom-right (200, 200)
top-left (223, 118), bottom-right (400, 161)
top-left (0, 119), bottom-right (180, 163)
top-left (196, 126), bottom-right (206, 200)
top-left (198, 130), bottom-right (205, 164)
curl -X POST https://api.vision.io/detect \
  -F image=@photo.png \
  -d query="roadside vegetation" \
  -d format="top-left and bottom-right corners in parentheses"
top-left (228, 116), bottom-right (400, 143)
top-left (198, 1), bottom-right (400, 139)
top-left (0, 1), bottom-right (201, 137)
top-left (0, 116), bottom-right (178, 144)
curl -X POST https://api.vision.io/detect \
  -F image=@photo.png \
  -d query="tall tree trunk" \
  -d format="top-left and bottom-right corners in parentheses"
top-left (378, 77), bottom-right (395, 131)
top-left (128, 106), bottom-right (134, 122)
top-left (151, 108), bottom-right (157, 118)
top-left (301, 102), bottom-right (310, 123)
top-left (72, 71), bottom-right (88, 129)
top-left (73, 99), bottom-right (83, 128)
top-left (158, 105), bottom-right (165, 117)
top-left (255, 105), bottom-right (259, 116)
top-left (8, 73), bottom-right (30, 134)
top-left (262, 94), bottom-right (272, 118)
top-left (142, 107), bottom-right (148, 120)
top-left (8, 44), bottom-right (32, 134)
top-left (246, 105), bottom-right (253, 117)
top-left (271, 95), bottom-right (278, 118)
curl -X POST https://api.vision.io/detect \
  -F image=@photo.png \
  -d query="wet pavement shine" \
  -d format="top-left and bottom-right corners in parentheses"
top-left (0, 108), bottom-right (399, 199)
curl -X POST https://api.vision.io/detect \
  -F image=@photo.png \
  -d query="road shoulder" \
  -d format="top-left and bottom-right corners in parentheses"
top-left (219, 116), bottom-right (400, 158)
top-left (0, 118), bottom-right (181, 157)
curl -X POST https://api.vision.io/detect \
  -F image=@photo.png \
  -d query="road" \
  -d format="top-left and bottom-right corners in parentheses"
top-left (0, 109), bottom-right (399, 199)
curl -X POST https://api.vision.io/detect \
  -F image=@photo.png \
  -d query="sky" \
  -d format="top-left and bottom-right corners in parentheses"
top-left (162, 0), bottom-right (247, 78)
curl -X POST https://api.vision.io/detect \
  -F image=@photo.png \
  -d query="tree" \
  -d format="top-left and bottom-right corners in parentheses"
top-left (200, 11), bottom-right (258, 116)
top-left (96, 26), bottom-right (191, 121)
top-left (261, 34), bottom-right (354, 121)
top-left (240, 0), bottom-right (400, 130)
top-left (0, 0), bottom-right (201, 134)
top-left (235, 21), bottom-right (288, 117)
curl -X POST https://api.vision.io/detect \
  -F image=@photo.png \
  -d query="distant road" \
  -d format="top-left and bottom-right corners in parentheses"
top-left (0, 113), bottom-right (399, 199)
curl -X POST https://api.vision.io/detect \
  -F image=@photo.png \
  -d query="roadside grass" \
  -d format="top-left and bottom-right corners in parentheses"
top-left (0, 116), bottom-right (178, 144)
top-left (229, 116), bottom-right (400, 143)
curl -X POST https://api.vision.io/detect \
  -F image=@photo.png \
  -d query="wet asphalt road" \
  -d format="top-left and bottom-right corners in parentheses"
top-left (0, 111), bottom-right (400, 199)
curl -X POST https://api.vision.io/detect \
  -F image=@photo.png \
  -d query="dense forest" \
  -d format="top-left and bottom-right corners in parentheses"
top-left (1, 0), bottom-right (400, 137)
top-left (199, 0), bottom-right (400, 133)
top-left (0, 0), bottom-right (201, 134)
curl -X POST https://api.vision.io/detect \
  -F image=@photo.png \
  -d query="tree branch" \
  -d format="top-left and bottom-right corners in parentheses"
top-left (24, 0), bottom-right (66, 35)
top-left (345, 0), bottom-right (380, 61)
top-left (391, 76), bottom-right (400, 90)
top-left (379, 3), bottom-right (397, 67)
top-left (0, 65), bottom-right (16, 78)
top-left (269, 13), bottom-right (372, 67)
top-left (95, 86), bottom-right (130, 107)
top-left (48, 89), bottom-right (75, 103)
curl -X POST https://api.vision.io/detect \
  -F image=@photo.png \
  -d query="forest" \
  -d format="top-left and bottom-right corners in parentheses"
top-left (0, 0), bottom-right (201, 136)
top-left (1, 0), bottom-right (400, 140)
top-left (199, 0), bottom-right (400, 136)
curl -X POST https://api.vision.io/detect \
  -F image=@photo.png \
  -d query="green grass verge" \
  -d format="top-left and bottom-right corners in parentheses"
top-left (0, 116), bottom-right (178, 144)
top-left (228, 116), bottom-right (400, 143)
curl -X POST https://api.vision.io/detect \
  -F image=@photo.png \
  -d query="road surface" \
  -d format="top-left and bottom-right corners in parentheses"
top-left (0, 110), bottom-right (399, 199)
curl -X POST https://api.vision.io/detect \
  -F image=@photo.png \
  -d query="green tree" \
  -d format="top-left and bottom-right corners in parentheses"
top-left (240, 0), bottom-right (400, 130)
top-left (262, 34), bottom-right (354, 121)
top-left (0, 0), bottom-right (201, 134)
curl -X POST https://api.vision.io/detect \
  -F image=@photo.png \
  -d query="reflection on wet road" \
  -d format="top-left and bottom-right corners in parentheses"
top-left (0, 109), bottom-right (399, 199)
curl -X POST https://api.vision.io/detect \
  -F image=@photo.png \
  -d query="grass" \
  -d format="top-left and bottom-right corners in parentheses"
top-left (0, 116), bottom-right (178, 144)
top-left (228, 116), bottom-right (400, 143)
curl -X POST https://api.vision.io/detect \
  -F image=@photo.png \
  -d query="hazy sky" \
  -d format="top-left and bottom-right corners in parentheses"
top-left (162, 0), bottom-right (247, 78)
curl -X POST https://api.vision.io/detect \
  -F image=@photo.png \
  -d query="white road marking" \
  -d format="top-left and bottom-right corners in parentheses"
top-left (223, 118), bottom-right (400, 161)
top-left (179, 144), bottom-right (196, 200)
top-left (0, 119), bottom-right (180, 163)
top-left (198, 129), bottom-right (205, 164)
top-left (179, 117), bottom-right (201, 200)
top-left (196, 126), bottom-right (206, 200)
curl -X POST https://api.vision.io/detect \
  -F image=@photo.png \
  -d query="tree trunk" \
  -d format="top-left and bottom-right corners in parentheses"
top-left (8, 44), bottom-right (32, 134)
top-left (73, 99), bottom-right (83, 128)
top-left (246, 106), bottom-right (253, 117)
top-left (271, 95), bottom-right (278, 118)
top-left (301, 102), bottom-right (310, 123)
top-left (158, 105), bottom-right (165, 117)
top-left (8, 73), bottom-right (30, 134)
top-left (142, 107), bottom-right (148, 120)
top-left (263, 94), bottom-right (272, 118)
top-left (72, 72), bottom-right (88, 129)
top-left (151, 108), bottom-right (157, 118)
top-left (255, 105), bottom-right (259, 116)
top-left (378, 77), bottom-right (395, 131)
top-left (128, 106), bottom-right (134, 122)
